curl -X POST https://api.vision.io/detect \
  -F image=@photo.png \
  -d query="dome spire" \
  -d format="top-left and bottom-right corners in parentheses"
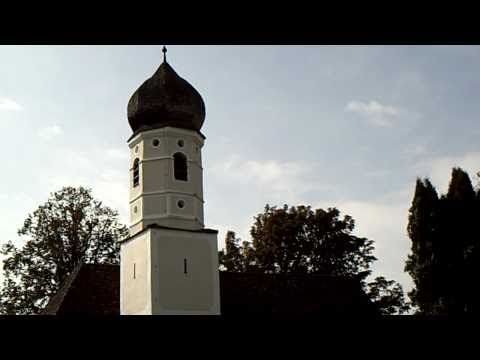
top-left (162, 45), bottom-right (167, 63)
top-left (127, 47), bottom-right (206, 136)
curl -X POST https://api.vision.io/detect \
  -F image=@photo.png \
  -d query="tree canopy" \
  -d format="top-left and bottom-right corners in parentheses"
top-left (365, 276), bottom-right (410, 315)
top-left (406, 167), bottom-right (480, 314)
top-left (219, 204), bottom-right (409, 314)
top-left (221, 205), bottom-right (376, 280)
top-left (0, 186), bottom-right (128, 315)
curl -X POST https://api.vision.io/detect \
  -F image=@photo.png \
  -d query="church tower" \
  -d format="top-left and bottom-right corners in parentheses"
top-left (120, 47), bottom-right (220, 315)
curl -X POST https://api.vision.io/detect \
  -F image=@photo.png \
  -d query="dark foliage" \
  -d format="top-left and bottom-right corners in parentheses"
top-left (0, 187), bottom-right (128, 315)
top-left (366, 276), bottom-right (410, 315)
top-left (219, 204), bottom-right (408, 314)
top-left (405, 178), bottom-right (439, 314)
top-left (406, 167), bottom-right (480, 314)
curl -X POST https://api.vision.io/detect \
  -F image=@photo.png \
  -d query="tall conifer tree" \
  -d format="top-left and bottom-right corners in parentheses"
top-left (405, 178), bottom-right (439, 314)
top-left (440, 168), bottom-right (476, 313)
top-left (406, 168), bottom-right (480, 314)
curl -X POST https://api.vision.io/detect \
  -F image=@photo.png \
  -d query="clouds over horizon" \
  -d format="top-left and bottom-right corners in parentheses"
top-left (207, 153), bottom-right (414, 290)
top-left (2, 45), bottom-right (479, 303)
top-left (206, 155), bottom-right (322, 254)
top-left (331, 197), bottom-right (413, 290)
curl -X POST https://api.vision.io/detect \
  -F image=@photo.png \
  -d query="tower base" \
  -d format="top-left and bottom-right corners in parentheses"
top-left (120, 224), bottom-right (220, 315)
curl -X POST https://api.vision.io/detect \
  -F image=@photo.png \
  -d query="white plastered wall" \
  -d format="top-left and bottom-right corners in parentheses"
top-left (120, 230), bottom-right (152, 315)
top-left (120, 227), bottom-right (220, 315)
top-left (150, 227), bottom-right (220, 315)
top-left (128, 127), bottom-right (205, 235)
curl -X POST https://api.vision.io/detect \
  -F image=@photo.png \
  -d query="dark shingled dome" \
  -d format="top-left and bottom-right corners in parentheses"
top-left (127, 59), bottom-right (206, 135)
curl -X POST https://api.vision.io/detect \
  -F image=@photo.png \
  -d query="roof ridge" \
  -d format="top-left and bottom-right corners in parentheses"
top-left (40, 261), bottom-right (84, 315)
top-left (83, 262), bottom-right (119, 267)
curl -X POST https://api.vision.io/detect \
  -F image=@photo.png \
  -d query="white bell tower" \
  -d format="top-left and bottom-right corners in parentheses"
top-left (119, 47), bottom-right (220, 315)
top-left (128, 126), bottom-right (205, 235)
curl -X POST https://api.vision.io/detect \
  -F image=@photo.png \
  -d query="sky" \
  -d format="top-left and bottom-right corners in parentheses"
top-left (1, 45), bottom-right (480, 295)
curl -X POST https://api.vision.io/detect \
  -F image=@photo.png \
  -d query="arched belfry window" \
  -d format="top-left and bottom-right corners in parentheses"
top-left (133, 158), bottom-right (140, 187)
top-left (173, 152), bottom-right (188, 181)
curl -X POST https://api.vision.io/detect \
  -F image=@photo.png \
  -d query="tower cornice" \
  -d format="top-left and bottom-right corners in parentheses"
top-left (127, 126), bottom-right (206, 146)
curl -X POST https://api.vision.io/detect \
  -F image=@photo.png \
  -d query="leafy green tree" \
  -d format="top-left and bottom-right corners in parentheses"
top-left (218, 231), bottom-right (244, 272)
top-left (366, 276), bottom-right (411, 315)
top-left (0, 187), bottom-right (128, 315)
top-left (219, 231), bottom-right (257, 273)
top-left (219, 204), bottom-right (409, 314)
top-left (249, 205), bottom-right (376, 281)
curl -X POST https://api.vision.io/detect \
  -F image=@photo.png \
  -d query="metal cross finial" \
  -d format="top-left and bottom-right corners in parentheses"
top-left (162, 45), bottom-right (167, 63)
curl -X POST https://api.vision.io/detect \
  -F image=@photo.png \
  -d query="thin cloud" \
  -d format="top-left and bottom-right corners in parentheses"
top-left (207, 155), bottom-right (334, 252)
top-left (403, 144), bottom-right (427, 157)
top-left (38, 125), bottom-right (63, 140)
top-left (0, 97), bottom-right (22, 112)
top-left (346, 100), bottom-right (400, 127)
top-left (209, 155), bottom-right (322, 204)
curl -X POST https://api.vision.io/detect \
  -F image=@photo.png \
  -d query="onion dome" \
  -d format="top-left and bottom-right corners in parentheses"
top-left (127, 46), bottom-right (206, 135)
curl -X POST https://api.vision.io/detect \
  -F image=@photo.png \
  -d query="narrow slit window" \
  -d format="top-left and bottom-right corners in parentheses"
top-left (184, 258), bottom-right (188, 274)
top-left (173, 152), bottom-right (188, 181)
top-left (133, 263), bottom-right (136, 279)
top-left (133, 158), bottom-right (140, 187)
